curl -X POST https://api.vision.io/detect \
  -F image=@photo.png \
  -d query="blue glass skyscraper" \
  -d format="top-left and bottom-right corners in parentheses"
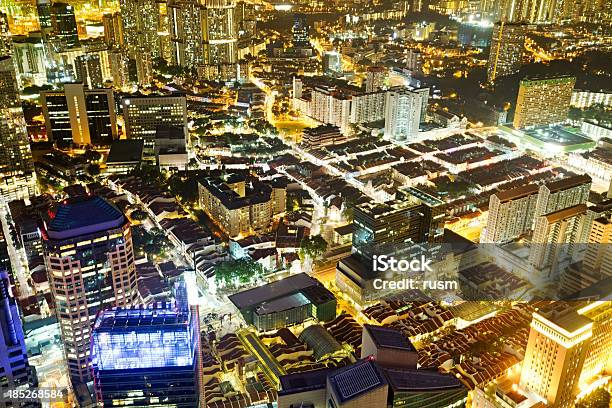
top-left (91, 300), bottom-right (201, 407)
top-left (0, 270), bottom-right (32, 387)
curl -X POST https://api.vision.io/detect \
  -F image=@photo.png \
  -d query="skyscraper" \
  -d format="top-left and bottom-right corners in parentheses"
top-left (487, 22), bottom-right (526, 84)
top-left (42, 83), bottom-right (118, 146)
top-left (109, 49), bottom-right (130, 89)
top-left (168, 0), bottom-right (203, 67)
top-left (513, 75), bottom-right (576, 129)
top-left (119, 0), bottom-right (160, 58)
top-left (481, 184), bottom-right (539, 243)
top-left (122, 95), bottom-right (188, 155)
top-left (50, 2), bottom-right (80, 49)
top-left (42, 196), bottom-right (140, 385)
top-left (36, 0), bottom-right (53, 36)
top-left (91, 301), bottom-right (201, 407)
top-left (292, 13), bottom-right (309, 47)
top-left (0, 56), bottom-right (36, 200)
top-left (0, 12), bottom-right (11, 57)
top-left (102, 13), bottom-right (124, 48)
top-left (384, 87), bottom-right (428, 142)
top-left (0, 269), bottom-right (32, 387)
top-left (519, 305), bottom-right (592, 407)
top-left (201, 0), bottom-right (238, 81)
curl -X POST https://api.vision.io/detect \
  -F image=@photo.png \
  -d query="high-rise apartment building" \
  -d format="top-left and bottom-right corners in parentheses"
top-left (582, 216), bottom-right (612, 277)
top-left (109, 49), bottom-right (130, 89)
top-left (122, 95), bottom-right (188, 155)
top-left (519, 305), bottom-right (593, 408)
top-left (365, 66), bottom-right (387, 92)
top-left (42, 195), bottom-right (140, 385)
top-left (119, 0), bottom-right (160, 57)
top-left (513, 75), bottom-right (575, 129)
top-left (50, 2), bottom-right (80, 49)
top-left (534, 174), bottom-right (591, 219)
top-left (0, 270), bottom-right (33, 387)
top-left (0, 57), bottom-right (36, 201)
top-left (168, 0), bottom-right (203, 67)
top-left (102, 13), bottom-right (124, 48)
top-left (42, 83), bottom-right (117, 146)
top-left (487, 22), bottom-right (526, 83)
top-left (201, 0), bottom-right (238, 81)
top-left (529, 203), bottom-right (586, 271)
top-left (91, 302), bottom-right (201, 407)
top-left (481, 184), bottom-right (539, 243)
top-left (350, 91), bottom-right (386, 124)
top-left (384, 87), bottom-right (428, 142)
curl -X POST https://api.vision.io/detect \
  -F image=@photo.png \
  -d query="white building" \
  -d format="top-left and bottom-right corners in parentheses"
top-left (384, 86), bottom-right (428, 142)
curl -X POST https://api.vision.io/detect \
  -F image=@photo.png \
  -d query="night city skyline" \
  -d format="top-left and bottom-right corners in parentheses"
top-left (0, 0), bottom-right (610, 406)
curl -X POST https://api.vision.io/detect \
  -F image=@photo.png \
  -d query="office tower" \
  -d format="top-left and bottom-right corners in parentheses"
top-left (168, 0), bottom-right (203, 67)
top-left (109, 49), bottom-right (130, 89)
top-left (122, 95), bottom-right (188, 155)
top-left (102, 13), bottom-right (123, 48)
top-left (36, 0), bottom-right (53, 36)
top-left (384, 87), bottom-right (427, 142)
top-left (513, 75), bottom-right (576, 129)
top-left (0, 57), bottom-right (36, 201)
top-left (365, 66), bottom-right (386, 92)
top-left (50, 2), bottom-right (80, 49)
top-left (119, 0), bottom-right (160, 57)
top-left (529, 204), bottom-right (586, 271)
top-left (481, 184), bottom-right (539, 243)
top-left (0, 12), bottom-right (11, 57)
top-left (43, 195), bottom-right (140, 385)
top-left (487, 22), bottom-right (526, 84)
top-left (406, 49), bottom-right (423, 73)
top-left (577, 301), bottom-right (612, 387)
top-left (352, 190), bottom-right (443, 258)
top-left (0, 270), bottom-right (32, 387)
top-left (91, 302), bottom-right (201, 407)
top-left (75, 54), bottom-right (103, 88)
top-left (323, 51), bottom-right (341, 76)
top-left (534, 174), bottom-right (591, 218)
top-left (42, 84), bottom-right (117, 146)
top-left (292, 13), bottom-right (309, 47)
top-left (201, 0), bottom-right (238, 81)
top-left (519, 305), bottom-right (592, 408)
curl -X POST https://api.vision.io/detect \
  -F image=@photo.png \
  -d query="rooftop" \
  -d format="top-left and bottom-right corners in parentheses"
top-left (364, 325), bottom-right (416, 352)
top-left (45, 195), bottom-right (126, 240)
top-left (383, 367), bottom-right (465, 392)
top-left (106, 139), bottom-right (144, 164)
top-left (328, 359), bottom-right (387, 403)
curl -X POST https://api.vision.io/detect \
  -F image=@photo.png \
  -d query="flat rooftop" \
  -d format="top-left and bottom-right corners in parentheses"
top-left (383, 367), bottom-right (465, 392)
top-left (228, 273), bottom-right (323, 310)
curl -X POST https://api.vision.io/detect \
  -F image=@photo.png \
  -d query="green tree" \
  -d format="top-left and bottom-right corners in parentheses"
top-left (215, 258), bottom-right (264, 287)
top-left (299, 235), bottom-right (328, 261)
